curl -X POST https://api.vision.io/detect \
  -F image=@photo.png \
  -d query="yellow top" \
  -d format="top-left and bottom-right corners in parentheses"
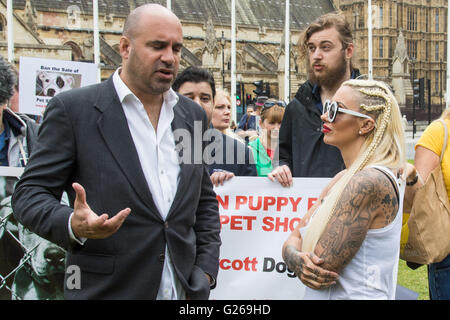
top-left (415, 118), bottom-right (450, 202)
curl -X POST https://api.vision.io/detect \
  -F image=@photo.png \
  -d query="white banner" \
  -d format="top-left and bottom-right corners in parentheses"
top-left (18, 57), bottom-right (98, 116)
top-left (210, 176), bottom-right (330, 300)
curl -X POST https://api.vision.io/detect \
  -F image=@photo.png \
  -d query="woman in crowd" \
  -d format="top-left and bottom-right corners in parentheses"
top-left (405, 109), bottom-right (450, 300)
top-left (248, 99), bottom-right (285, 176)
top-left (208, 88), bottom-right (257, 185)
top-left (282, 79), bottom-right (409, 299)
top-left (212, 89), bottom-right (245, 142)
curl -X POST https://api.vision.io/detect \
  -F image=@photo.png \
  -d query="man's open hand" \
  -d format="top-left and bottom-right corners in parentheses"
top-left (70, 183), bottom-right (131, 239)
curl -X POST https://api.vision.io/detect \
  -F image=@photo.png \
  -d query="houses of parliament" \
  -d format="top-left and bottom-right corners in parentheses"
top-left (0, 0), bottom-right (448, 119)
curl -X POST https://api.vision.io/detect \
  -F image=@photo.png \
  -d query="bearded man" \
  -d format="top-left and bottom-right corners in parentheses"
top-left (269, 13), bottom-right (360, 185)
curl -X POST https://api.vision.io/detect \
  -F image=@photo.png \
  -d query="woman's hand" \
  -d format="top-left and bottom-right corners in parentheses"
top-left (282, 244), bottom-right (339, 289)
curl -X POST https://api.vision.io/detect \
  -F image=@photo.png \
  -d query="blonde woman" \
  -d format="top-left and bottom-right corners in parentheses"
top-left (282, 79), bottom-right (407, 299)
top-left (212, 88), bottom-right (244, 142)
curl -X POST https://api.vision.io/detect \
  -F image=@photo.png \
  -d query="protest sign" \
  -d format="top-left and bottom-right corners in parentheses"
top-left (18, 57), bottom-right (97, 116)
top-left (210, 176), bottom-right (330, 300)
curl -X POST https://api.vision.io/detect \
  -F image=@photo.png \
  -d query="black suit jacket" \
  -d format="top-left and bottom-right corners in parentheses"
top-left (12, 77), bottom-right (221, 300)
top-left (207, 129), bottom-right (257, 177)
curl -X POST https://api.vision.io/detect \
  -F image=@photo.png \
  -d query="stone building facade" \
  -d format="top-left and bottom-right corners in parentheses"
top-left (0, 0), bottom-right (335, 106)
top-left (334, 0), bottom-right (448, 119)
top-left (1, 0), bottom-right (447, 119)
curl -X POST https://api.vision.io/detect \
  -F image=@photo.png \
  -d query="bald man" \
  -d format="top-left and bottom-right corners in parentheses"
top-left (12, 4), bottom-right (221, 300)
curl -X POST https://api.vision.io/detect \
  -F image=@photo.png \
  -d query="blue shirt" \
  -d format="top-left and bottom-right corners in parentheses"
top-left (0, 119), bottom-right (11, 166)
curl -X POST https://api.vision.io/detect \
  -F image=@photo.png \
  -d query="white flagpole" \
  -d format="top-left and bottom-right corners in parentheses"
top-left (7, 0), bottom-right (14, 63)
top-left (93, 0), bottom-right (101, 82)
top-left (368, 0), bottom-right (373, 80)
top-left (446, 4), bottom-right (450, 108)
top-left (231, 0), bottom-right (236, 123)
top-left (167, 0), bottom-right (171, 11)
top-left (284, 0), bottom-right (290, 102)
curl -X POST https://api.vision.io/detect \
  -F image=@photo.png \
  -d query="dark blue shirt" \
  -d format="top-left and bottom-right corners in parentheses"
top-left (0, 119), bottom-right (11, 166)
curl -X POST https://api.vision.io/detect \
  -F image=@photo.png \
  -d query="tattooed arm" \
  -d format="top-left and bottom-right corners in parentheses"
top-left (282, 170), bottom-right (346, 289)
top-left (313, 168), bottom-right (399, 274)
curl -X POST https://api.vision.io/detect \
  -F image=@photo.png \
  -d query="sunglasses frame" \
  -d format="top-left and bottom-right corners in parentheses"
top-left (323, 100), bottom-right (374, 123)
top-left (262, 101), bottom-right (286, 113)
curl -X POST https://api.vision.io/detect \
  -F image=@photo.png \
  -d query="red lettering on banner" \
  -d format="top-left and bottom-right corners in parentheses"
top-left (243, 216), bottom-right (257, 230)
top-left (220, 215), bottom-right (229, 227)
top-left (290, 218), bottom-right (301, 230)
top-left (235, 196), bottom-right (247, 210)
top-left (219, 257), bottom-right (258, 271)
top-left (217, 195), bottom-right (229, 210)
top-left (276, 197), bottom-right (288, 211)
top-left (230, 215), bottom-right (242, 230)
top-left (289, 197), bottom-right (302, 212)
top-left (248, 196), bottom-right (262, 211)
top-left (262, 216), bottom-right (274, 231)
top-left (308, 197), bottom-right (318, 210)
top-left (220, 215), bottom-right (257, 231)
top-left (263, 196), bottom-right (276, 210)
top-left (275, 217), bottom-right (289, 232)
top-left (262, 216), bottom-right (302, 232)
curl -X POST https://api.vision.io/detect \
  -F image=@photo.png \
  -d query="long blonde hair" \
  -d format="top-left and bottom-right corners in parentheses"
top-left (302, 79), bottom-right (405, 252)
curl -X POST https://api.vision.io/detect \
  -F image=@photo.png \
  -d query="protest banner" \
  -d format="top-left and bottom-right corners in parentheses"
top-left (210, 176), bottom-right (330, 300)
top-left (18, 57), bottom-right (97, 116)
top-left (0, 166), bottom-right (67, 300)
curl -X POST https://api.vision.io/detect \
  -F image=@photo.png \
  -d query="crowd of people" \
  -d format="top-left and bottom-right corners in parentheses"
top-left (0, 3), bottom-right (448, 300)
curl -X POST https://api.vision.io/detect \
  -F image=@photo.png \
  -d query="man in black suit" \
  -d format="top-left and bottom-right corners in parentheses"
top-left (12, 4), bottom-right (221, 300)
top-left (172, 66), bottom-right (256, 186)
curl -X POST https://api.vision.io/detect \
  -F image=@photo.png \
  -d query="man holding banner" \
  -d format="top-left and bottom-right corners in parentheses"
top-left (12, 4), bottom-right (221, 300)
top-left (269, 13), bottom-right (359, 185)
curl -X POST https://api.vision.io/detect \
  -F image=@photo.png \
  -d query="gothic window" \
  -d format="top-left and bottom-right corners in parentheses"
top-left (353, 11), bottom-right (358, 30)
top-left (379, 37), bottom-right (383, 58)
top-left (435, 42), bottom-right (439, 61)
top-left (388, 37), bottom-right (392, 58)
top-left (67, 5), bottom-right (81, 29)
top-left (358, 7), bottom-right (364, 29)
top-left (64, 41), bottom-right (84, 61)
top-left (379, 6), bottom-right (383, 28)
top-left (407, 40), bottom-right (417, 60)
top-left (407, 7), bottom-right (417, 31)
top-left (435, 71), bottom-right (439, 93)
top-left (389, 5), bottom-right (392, 27)
top-left (0, 14), bottom-right (5, 40)
top-left (435, 9), bottom-right (439, 32)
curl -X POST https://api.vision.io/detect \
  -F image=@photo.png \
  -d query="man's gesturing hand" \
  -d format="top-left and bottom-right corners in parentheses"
top-left (71, 183), bottom-right (131, 239)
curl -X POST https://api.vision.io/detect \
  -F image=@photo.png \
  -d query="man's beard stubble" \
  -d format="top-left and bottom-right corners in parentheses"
top-left (308, 54), bottom-right (348, 89)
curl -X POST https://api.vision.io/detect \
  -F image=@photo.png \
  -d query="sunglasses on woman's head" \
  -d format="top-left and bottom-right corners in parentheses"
top-left (323, 100), bottom-right (373, 123)
top-left (262, 100), bottom-right (287, 113)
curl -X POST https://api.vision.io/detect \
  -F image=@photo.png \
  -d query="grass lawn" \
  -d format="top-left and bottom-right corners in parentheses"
top-left (397, 260), bottom-right (429, 300)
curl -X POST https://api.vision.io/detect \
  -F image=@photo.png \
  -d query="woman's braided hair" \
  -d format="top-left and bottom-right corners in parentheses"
top-left (302, 79), bottom-right (405, 253)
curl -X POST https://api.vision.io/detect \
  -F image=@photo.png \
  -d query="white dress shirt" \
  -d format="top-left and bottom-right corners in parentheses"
top-left (112, 70), bottom-right (184, 300)
top-left (69, 69), bottom-right (184, 299)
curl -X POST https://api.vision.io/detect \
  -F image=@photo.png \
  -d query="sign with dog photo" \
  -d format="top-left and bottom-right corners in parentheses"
top-left (18, 57), bottom-right (97, 116)
top-left (0, 168), bottom-right (66, 300)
